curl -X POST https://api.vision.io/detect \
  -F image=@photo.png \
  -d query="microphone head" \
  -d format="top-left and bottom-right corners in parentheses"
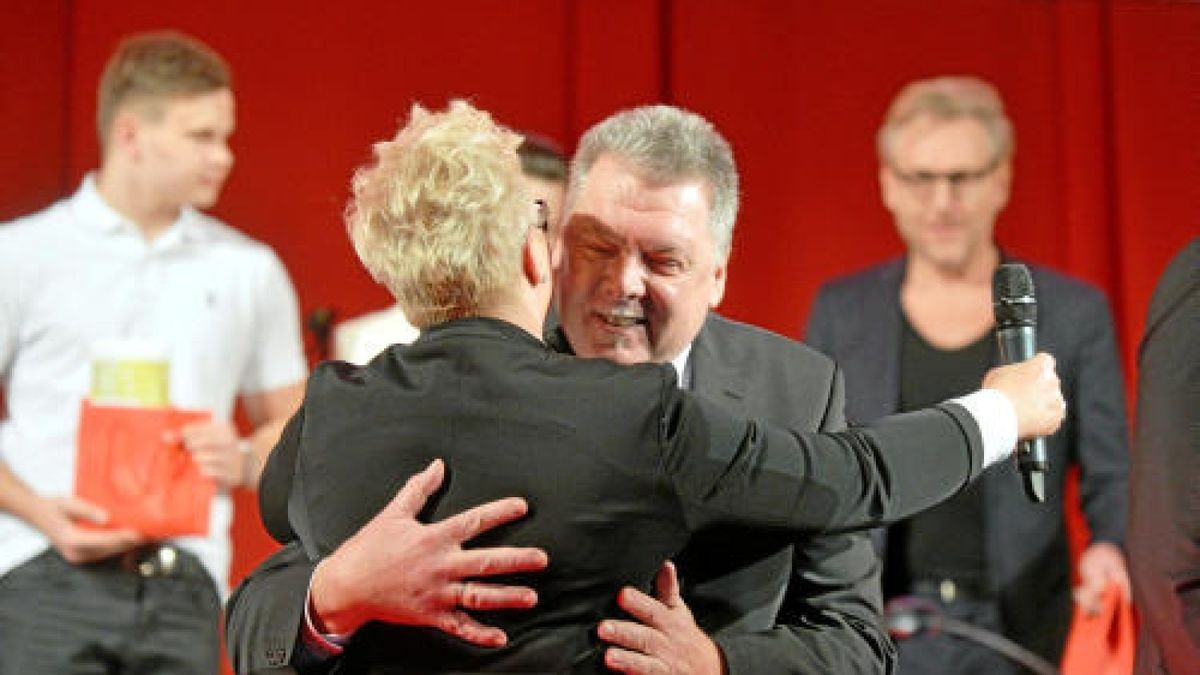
top-left (993, 263), bottom-right (1037, 328)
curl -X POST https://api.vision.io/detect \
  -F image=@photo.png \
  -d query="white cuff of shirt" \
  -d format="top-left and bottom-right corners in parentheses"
top-left (950, 389), bottom-right (1018, 469)
top-left (303, 561), bottom-right (349, 657)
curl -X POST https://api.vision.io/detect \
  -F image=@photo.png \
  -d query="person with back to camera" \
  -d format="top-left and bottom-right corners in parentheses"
top-left (330, 131), bottom-right (569, 366)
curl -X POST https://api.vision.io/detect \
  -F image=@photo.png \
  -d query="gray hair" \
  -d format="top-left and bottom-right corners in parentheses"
top-left (876, 76), bottom-right (1015, 165)
top-left (569, 105), bottom-right (740, 259)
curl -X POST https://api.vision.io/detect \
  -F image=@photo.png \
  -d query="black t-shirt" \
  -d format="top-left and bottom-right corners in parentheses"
top-left (885, 314), bottom-right (995, 596)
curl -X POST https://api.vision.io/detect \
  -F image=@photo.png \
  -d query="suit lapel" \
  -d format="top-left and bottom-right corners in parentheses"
top-left (852, 259), bottom-right (904, 422)
top-left (688, 316), bottom-right (749, 418)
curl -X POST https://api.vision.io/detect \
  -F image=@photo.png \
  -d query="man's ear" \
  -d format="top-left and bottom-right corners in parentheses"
top-left (879, 163), bottom-right (899, 213)
top-left (709, 260), bottom-right (727, 308)
top-left (107, 109), bottom-right (143, 159)
top-left (521, 235), bottom-right (547, 288)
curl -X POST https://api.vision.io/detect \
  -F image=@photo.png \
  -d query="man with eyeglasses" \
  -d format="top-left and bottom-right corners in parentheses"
top-left (805, 76), bottom-right (1130, 673)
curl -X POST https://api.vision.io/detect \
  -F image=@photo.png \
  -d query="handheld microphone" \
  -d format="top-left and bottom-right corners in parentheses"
top-left (992, 263), bottom-right (1048, 503)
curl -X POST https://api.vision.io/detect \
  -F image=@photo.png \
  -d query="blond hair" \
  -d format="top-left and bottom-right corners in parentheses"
top-left (876, 76), bottom-right (1015, 164)
top-left (346, 100), bottom-right (533, 327)
top-left (96, 31), bottom-right (230, 151)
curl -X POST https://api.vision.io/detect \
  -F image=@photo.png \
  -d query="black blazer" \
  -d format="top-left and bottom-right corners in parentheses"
top-left (255, 316), bottom-right (988, 674)
top-left (1129, 238), bottom-right (1200, 675)
top-left (229, 313), bottom-right (897, 674)
top-left (806, 257), bottom-right (1130, 662)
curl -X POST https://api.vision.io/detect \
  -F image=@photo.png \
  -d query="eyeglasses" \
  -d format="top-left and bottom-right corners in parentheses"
top-left (533, 199), bottom-right (549, 232)
top-left (889, 159), bottom-right (1001, 199)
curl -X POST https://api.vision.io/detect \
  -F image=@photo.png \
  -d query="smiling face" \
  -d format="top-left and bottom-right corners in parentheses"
top-left (880, 114), bottom-right (1010, 274)
top-left (554, 154), bottom-right (727, 365)
top-left (130, 88), bottom-right (236, 211)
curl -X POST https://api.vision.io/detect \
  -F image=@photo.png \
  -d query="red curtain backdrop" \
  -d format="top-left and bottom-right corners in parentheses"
top-left (3, 2), bottom-right (1196, 672)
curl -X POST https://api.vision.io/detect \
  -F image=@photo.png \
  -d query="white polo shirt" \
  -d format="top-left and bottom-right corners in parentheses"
top-left (0, 175), bottom-right (307, 595)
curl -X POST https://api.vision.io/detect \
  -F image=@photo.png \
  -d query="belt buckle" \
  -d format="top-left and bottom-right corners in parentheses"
top-left (122, 545), bottom-right (179, 577)
top-left (938, 579), bottom-right (957, 604)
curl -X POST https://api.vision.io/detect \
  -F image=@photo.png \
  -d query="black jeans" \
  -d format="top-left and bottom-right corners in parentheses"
top-left (0, 547), bottom-right (220, 675)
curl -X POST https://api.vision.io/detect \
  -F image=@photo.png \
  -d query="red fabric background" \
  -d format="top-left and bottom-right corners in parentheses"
top-left (3, 2), bottom-right (1196, 671)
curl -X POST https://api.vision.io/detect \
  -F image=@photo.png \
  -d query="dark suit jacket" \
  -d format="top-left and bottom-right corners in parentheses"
top-left (806, 257), bottom-right (1130, 663)
top-left (227, 313), bottom-right (891, 674)
top-left (274, 316), bottom-right (986, 673)
top-left (1129, 238), bottom-right (1200, 675)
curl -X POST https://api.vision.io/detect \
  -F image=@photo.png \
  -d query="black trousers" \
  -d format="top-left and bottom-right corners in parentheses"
top-left (0, 547), bottom-right (221, 675)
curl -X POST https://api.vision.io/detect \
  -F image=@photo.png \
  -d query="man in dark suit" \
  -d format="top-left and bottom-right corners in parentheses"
top-left (806, 76), bottom-right (1130, 672)
top-left (1129, 237), bottom-right (1200, 675)
top-left (286, 99), bottom-right (1072, 675)
top-left (229, 100), bottom-right (1067, 675)
top-left (227, 103), bottom-right (973, 674)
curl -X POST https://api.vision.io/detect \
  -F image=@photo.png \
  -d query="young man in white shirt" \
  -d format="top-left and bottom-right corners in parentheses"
top-left (0, 31), bottom-right (307, 674)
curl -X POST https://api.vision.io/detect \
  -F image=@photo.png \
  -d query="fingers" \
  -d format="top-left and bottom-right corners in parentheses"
top-left (616, 586), bottom-right (666, 626)
top-left (604, 644), bottom-right (662, 675)
top-left (1072, 583), bottom-right (1104, 616)
top-left (440, 579), bottom-right (539, 612)
top-left (434, 610), bottom-right (509, 648)
top-left (653, 561), bottom-right (682, 607)
top-left (55, 496), bottom-right (110, 525)
top-left (81, 527), bottom-right (143, 552)
top-left (1080, 542), bottom-right (1131, 601)
top-left (175, 420), bottom-right (236, 450)
top-left (599, 619), bottom-right (664, 669)
top-left (388, 459), bottom-right (445, 517)
top-left (59, 527), bottom-right (142, 564)
top-left (447, 546), bottom-right (549, 579)
top-left (437, 495), bottom-right (530, 544)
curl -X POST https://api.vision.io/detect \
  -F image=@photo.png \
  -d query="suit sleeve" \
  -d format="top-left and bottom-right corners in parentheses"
top-left (803, 285), bottom-right (837, 354)
top-left (707, 366), bottom-right (893, 674)
top-left (1071, 292), bottom-right (1130, 546)
top-left (259, 407), bottom-right (306, 544)
top-left (225, 542), bottom-right (319, 674)
top-left (227, 403), bottom-right (337, 674)
top-left (663, 388), bottom-right (985, 536)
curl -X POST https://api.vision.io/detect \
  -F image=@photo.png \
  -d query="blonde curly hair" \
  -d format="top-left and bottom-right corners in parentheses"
top-left (346, 100), bottom-right (534, 328)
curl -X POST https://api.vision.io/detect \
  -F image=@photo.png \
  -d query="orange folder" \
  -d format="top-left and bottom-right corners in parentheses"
top-left (75, 401), bottom-right (216, 538)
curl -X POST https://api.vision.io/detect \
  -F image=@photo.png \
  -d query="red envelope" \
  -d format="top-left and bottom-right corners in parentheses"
top-left (75, 401), bottom-right (216, 538)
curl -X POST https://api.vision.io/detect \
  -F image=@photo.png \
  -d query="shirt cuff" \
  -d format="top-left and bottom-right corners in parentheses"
top-left (950, 389), bottom-right (1018, 469)
top-left (302, 564), bottom-right (348, 659)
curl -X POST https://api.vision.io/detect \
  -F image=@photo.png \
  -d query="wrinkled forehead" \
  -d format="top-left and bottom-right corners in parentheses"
top-left (574, 155), bottom-right (710, 219)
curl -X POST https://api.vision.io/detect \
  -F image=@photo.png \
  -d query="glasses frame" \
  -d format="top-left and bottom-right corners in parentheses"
top-left (888, 157), bottom-right (1003, 198)
top-left (533, 199), bottom-right (549, 232)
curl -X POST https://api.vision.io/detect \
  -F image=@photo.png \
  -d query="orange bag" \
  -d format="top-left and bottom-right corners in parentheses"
top-left (75, 401), bottom-right (216, 538)
top-left (1060, 584), bottom-right (1136, 675)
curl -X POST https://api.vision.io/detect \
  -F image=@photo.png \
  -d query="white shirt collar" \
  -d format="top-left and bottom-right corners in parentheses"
top-left (70, 173), bottom-right (206, 243)
top-left (670, 343), bottom-right (693, 389)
